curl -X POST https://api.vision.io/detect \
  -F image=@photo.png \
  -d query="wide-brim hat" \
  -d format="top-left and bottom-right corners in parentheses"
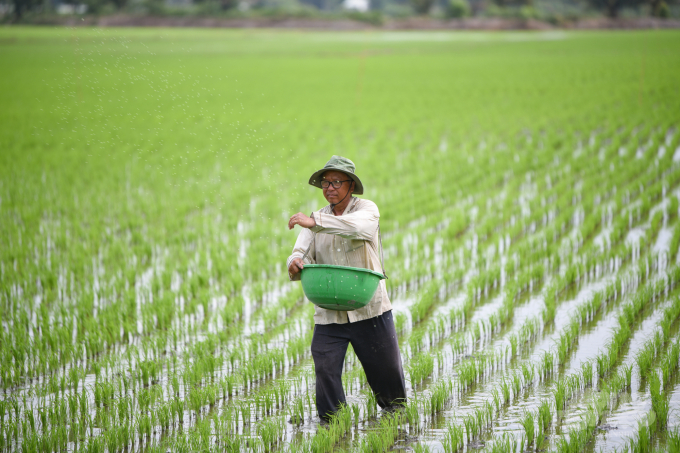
top-left (308, 155), bottom-right (364, 195)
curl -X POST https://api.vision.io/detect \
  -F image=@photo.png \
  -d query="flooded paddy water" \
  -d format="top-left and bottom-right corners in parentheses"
top-left (1, 27), bottom-right (680, 453)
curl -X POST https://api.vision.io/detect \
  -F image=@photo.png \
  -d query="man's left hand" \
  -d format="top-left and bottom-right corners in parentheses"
top-left (288, 212), bottom-right (316, 230)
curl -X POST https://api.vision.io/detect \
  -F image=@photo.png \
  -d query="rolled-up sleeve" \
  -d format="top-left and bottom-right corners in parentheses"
top-left (310, 200), bottom-right (380, 241)
top-left (286, 228), bottom-right (315, 281)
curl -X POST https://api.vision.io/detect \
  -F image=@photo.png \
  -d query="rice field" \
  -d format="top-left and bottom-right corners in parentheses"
top-left (1, 27), bottom-right (680, 452)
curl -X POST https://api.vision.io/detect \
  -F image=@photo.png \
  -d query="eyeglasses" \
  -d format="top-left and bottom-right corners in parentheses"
top-left (321, 179), bottom-right (352, 189)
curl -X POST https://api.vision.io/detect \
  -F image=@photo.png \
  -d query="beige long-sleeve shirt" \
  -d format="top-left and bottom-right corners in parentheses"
top-left (287, 196), bottom-right (392, 324)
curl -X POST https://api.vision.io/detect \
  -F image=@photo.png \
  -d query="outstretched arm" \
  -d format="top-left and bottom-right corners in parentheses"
top-left (288, 212), bottom-right (316, 230)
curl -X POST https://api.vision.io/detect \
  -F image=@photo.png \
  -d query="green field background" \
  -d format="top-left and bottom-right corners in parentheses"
top-left (1, 28), bottom-right (678, 281)
top-left (2, 27), bottom-right (680, 452)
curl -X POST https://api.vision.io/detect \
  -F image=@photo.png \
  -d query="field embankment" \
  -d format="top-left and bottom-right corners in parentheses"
top-left (11, 14), bottom-right (680, 29)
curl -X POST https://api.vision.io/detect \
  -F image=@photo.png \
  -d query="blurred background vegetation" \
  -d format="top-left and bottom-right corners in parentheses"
top-left (1, 0), bottom-right (678, 26)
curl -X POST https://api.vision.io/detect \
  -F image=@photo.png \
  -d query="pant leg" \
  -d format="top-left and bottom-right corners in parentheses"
top-left (311, 323), bottom-right (351, 421)
top-left (349, 311), bottom-right (407, 409)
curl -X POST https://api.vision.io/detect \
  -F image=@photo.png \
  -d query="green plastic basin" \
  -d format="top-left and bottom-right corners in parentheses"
top-left (300, 264), bottom-right (386, 311)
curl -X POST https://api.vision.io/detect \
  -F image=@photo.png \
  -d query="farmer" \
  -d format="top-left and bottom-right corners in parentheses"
top-left (287, 155), bottom-right (407, 422)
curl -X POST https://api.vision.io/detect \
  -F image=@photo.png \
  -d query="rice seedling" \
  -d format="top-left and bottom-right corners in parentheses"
top-left (628, 415), bottom-right (654, 453)
top-left (442, 422), bottom-right (465, 453)
top-left (554, 380), bottom-right (568, 412)
top-left (666, 427), bottom-right (680, 453)
top-left (520, 363), bottom-right (535, 387)
top-left (540, 351), bottom-right (554, 379)
top-left (404, 396), bottom-right (421, 430)
top-left (556, 422), bottom-right (592, 453)
top-left (256, 416), bottom-right (285, 450)
top-left (581, 361), bottom-right (593, 388)
top-left (500, 378), bottom-right (511, 405)
top-left (429, 380), bottom-right (452, 414)
top-left (660, 340), bottom-right (680, 385)
top-left (414, 443), bottom-right (432, 453)
top-left (622, 364), bottom-right (633, 389)
top-left (408, 353), bottom-right (435, 387)
top-left (289, 396), bottom-right (305, 425)
top-left (511, 373), bottom-right (522, 397)
top-left (537, 399), bottom-right (552, 435)
top-left (520, 409), bottom-right (536, 448)
top-left (636, 342), bottom-right (656, 380)
top-left (648, 372), bottom-right (669, 431)
top-left (363, 389), bottom-right (378, 419)
top-left (488, 432), bottom-right (520, 453)
top-left (491, 389), bottom-right (501, 413)
top-left (463, 413), bottom-right (479, 443)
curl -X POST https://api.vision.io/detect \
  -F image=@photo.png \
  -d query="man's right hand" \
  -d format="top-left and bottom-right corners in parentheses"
top-left (288, 258), bottom-right (305, 278)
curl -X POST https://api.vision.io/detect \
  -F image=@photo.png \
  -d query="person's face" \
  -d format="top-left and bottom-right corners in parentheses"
top-left (321, 170), bottom-right (354, 205)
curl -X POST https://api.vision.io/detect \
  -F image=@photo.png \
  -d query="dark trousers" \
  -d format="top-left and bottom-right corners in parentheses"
top-left (311, 310), bottom-right (407, 421)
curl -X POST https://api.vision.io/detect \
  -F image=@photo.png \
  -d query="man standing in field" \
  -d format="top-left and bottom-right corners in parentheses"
top-left (287, 155), bottom-right (407, 423)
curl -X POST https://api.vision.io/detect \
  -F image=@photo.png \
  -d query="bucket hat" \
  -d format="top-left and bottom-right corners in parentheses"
top-left (308, 155), bottom-right (364, 195)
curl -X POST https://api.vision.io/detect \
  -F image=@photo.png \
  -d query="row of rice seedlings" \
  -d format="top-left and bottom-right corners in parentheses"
top-left (0, 308), bottom-right (314, 448)
top-left (3, 268), bottom-right (225, 388)
top-left (404, 241), bottom-right (547, 358)
top-left (406, 280), bottom-right (548, 393)
top-left (597, 267), bottom-right (679, 380)
top-left (407, 295), bottom-right (540, 391)
top-left (621, 342), bottom-right (680, 453)
top-left (411, 350), bottom-right (561, 447)
top-left (398, 218), bottom-right (505, 337)
top-left (0, 134), bottom-right (620, 392)
top-left (629, 336), bottom-right (680, 449)
top-left (404, 131), bottom-right (648, 324)
top-left (552, 363), bottom-right (633, 453)
top-left (636, 296), bottom-right (680, 386)
top-left (9, 213), bottom-right (636, 452)
top-left (551, 152), bottom-right (672, 262)
top-left (659, 341), bottom-right (680, 387)
top-left (548, 257), bottom-right (665, 380)
top-left (409, 280), bottom-right (445, 326)
top-left (28, 361), bottom-right (317, 452)
top-left (404, 194), bottom-right (558, 340)
top-left (440, 262), bottom-right (636, 419)
top-left (669, 219), bottom-right (680, 263)
top-left (274, 403), bottom-right (360, 452)
top-left (330, 279), bottom-right (550, 448)
top-left (406, 306), bottom-right (556, 435)
top-left (9, 146), bottom-right (676, 448)
top-left (400, 302), bottom-right (548, 434)
top-left (399, 230), bottom-right (562, 386)
top-left (0, 212), bottom-right (306, 388)
top-left (416, 260), bottom-right (671, 451)
top-left (580, 170), bottom-right (678, 262)
top-left (554, 288), bottom-right (614, 364)
top-left (146, 294), bottom-right (334, 444)
top-left (436, 258), bottom-right (661, 448)
top-left (549, 289), bottom-right (680, 451)
top-left (10, 283), bottom-right (305, 409)
top-left (446, 138), bottom-right (652, 332)
top-left (648, 371), bottom-right (670, 433)
top-left (408, 353), bottom-right (435, 388)
top-left (6, 262), bottom-right (350, 448)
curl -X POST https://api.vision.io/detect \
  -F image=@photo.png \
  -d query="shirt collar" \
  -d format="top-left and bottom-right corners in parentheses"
top-left (325, 196), bottom-right (356, 216)
top-left (341, 196), bottom-right (357, 215)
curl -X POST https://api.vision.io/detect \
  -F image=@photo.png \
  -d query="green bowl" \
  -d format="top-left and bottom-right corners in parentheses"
top-left (300, 264), bottom-right (386, 311)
